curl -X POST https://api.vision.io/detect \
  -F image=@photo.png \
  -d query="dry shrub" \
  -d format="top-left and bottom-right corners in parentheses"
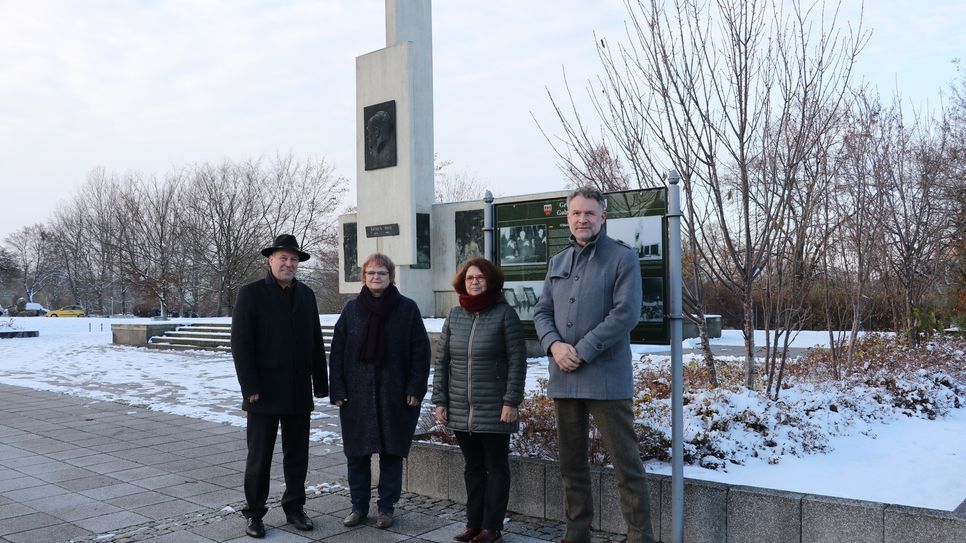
top-left (634, 355), bottom-right (749, 398)
top-left (511, 378), bottom-right (621, 464)
top-left (418, 335), bottom-right (964, 468)
top-left (414, 405), bottom-right (457, 445)
top-left (421, 377), bottom-right (669, 467)
top-left (512, 379), bottom-right (559, 459)
top-left (796, 334), bottom-right (966, 380)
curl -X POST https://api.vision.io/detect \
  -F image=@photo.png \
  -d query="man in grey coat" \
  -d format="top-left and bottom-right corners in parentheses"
top-left (533, 187), bottom-right (654, 543)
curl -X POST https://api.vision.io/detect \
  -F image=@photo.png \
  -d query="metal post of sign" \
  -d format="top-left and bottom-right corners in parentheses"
top-left (666, 170), bottom-right (685, 543)
top-left (483, 190), bottom-right (495, 261)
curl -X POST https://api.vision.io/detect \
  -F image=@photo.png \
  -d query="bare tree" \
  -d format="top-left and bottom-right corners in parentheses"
top-left (545, 0), bottom-right (866, 388)
top-left (37, 168), bottom-right (126, 314)
top-left (115, 173), bottom-right (184, 318)
top-left (48, 203), bottom-right (89, 307)
top-left (761, 127), bottom-right (839, 398)
top-left (434, 156), bottom-right (487, 202)
top-left (562, 144), bottom-right (633, 192)
top-left (4, 224), bottom-right (57, 303)
top-left (0, 247), bottom-right (16, 301)
top-left (942, 62), bottom-right (966, 329)
top-left (258, 154), bottom-right (347, 257)
top-left (258, 154), bottom-right (349, 311)
top-left (830, 90), bottom-right (888, 367)
top-left (182, 161), bottom-right (265, 315)
top-left (877, 101), bottom-right (957, 341)
top-left (85, 170), bottom-right (127, 314)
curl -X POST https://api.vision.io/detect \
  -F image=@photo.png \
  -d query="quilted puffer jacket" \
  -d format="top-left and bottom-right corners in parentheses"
top-left (432, 299), bottom-right (527, 433)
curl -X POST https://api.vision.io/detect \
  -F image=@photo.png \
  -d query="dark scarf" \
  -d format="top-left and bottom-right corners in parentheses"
top-left (458, 288), bottom-right (502, 313)
top-left (356, 283), bottom-right (402, 366)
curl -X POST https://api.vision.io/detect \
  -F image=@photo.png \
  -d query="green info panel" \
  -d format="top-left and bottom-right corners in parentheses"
top-left (494, 188), bottom-right (668, 344)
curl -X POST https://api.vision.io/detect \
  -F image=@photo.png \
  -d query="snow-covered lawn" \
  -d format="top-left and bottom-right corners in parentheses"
top-left (1, 316), bottom-right (963, 511)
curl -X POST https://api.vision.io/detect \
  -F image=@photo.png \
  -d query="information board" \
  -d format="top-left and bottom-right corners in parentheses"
top-left (493, 188), bottom-right (668, 344)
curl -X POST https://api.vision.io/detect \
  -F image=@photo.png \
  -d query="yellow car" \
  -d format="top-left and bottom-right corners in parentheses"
top-left (47, 305), bottom-right (87, 317)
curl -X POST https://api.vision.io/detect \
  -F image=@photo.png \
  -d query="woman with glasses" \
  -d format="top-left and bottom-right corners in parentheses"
top-left (432, 257), bottom-right (527, 543)
top-left (329, 253), bottom-right (431, 530)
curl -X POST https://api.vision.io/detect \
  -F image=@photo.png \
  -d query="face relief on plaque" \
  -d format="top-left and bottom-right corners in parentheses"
top-left (363, 100), bottom-right (398, 170)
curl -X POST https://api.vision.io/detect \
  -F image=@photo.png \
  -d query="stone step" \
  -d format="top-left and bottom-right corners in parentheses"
top-left (147, 341), bottom-right (231, 352)
top-left (145, 322), bottom-right (335, 353)
top-left (148, 336), bottom-right (230, 349)
top-left (172, 326), bottom-right (231, 333)
top-left (165, 331), bottom-right (231, 340)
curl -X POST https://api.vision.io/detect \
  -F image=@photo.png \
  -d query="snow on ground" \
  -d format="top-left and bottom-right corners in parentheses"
top-left (650, 406), bottom-right (966, 510)
top-left (1, 316), bottom-right (963, 510)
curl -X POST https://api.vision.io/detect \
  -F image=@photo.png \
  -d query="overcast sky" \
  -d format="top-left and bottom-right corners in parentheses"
top-left (1, 0), bottom-right (963, 239)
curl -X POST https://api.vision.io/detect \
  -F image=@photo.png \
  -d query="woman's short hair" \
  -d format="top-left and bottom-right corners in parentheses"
top-left (452, 257), bottom-right (504, 295)
top-left (362, 253), bottom-right (396, 282)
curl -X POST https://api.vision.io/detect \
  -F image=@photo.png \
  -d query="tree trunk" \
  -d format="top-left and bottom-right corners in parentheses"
top-left (698, 320), bottom-right (718, 387)
top-left (743, 294), bottom-right (756, 389)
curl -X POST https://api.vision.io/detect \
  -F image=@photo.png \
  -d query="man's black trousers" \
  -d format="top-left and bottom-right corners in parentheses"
top-left (242, 412), bottom-right (310, 519)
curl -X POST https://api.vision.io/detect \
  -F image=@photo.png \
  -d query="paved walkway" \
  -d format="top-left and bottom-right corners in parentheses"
top-left (0, 383), bottom-right (624, 543)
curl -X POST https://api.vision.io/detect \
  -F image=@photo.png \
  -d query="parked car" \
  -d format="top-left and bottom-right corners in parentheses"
top-left (132, 305), bottom-right (182, 318)
top-left (12, 302), bottom-right (48, 317)
top-left (47, 305), bottom-right (87, 317)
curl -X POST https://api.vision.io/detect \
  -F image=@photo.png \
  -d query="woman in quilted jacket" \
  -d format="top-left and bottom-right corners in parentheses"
top-left (432, 257), bottom-right (527, 543)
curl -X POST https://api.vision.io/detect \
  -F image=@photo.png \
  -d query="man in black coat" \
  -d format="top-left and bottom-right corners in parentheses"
top-left (232, 234), bottom-right (328, 538)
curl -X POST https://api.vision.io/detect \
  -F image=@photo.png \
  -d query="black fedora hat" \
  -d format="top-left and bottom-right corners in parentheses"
top-left (261, 234), bottom-right (311, 262)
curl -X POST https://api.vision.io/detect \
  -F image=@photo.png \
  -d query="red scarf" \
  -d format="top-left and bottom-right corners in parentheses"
top-left (458, 289), bottom-right (501, 313)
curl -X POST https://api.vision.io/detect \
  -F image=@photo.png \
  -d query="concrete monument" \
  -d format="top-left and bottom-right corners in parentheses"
top-left (340, 0), bottom-right (435, 314)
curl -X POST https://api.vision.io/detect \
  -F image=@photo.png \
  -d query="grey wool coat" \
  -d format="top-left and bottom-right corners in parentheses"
top-left (432, 299), bottom-right (527, 433)
top-left (533, 233), bottom-right (642, 400)
top-left (328, 295), bottom-right (431, 458)
top-left (231, 273), bottom-right (328, 414)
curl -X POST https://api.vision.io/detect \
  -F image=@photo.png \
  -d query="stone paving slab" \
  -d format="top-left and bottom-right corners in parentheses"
top-left (0, 383), bottom-right (626, 543)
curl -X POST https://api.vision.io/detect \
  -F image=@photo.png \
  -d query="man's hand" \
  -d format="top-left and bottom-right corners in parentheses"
top-left (550, 341), bottom-right (582, 372)
top-left (248, 393), bottom-right (260, 403)
top-left (435, 404), bottom-right (448, 424)
top-left (500, 405), bottom-right (518, 423)
top-left (406, 395), bottom-right (420, 407)
top-left (334, 399), bottom-right (346, 407)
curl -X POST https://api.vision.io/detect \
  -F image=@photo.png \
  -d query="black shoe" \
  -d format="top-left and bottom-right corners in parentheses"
top-left (285, 509), bottom-right (314, 531)
top-left (245, 517), bottom-right (265, 538)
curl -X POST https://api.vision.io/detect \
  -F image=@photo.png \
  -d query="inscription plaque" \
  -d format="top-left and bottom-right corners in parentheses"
top-left (365, 223), bottom-right (400, 237)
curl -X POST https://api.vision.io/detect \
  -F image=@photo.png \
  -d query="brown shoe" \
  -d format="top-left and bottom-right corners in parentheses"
top-left (471, 529), bottom-right (503, 543)
top-left (343, 510), bottom-right (367, 527)
top-left (453, 527), bottom-right (482, 543)
top-left (375, 511), bottom-right (393, 529)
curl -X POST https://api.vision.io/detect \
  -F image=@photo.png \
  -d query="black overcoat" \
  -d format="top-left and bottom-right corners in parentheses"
top-left (231, 273), bottom-right (328, 414)
top-left (328, 295), bottom-right (431, 458)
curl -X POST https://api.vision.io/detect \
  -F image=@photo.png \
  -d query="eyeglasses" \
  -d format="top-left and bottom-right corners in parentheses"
top-left (365, 271), bottom-right (389, 277)
top-left (465, 274), bottom-right (486, 283)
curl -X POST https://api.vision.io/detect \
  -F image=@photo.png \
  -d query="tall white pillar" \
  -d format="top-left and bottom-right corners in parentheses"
top-left (341, 0), bottom-right (435, 315)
